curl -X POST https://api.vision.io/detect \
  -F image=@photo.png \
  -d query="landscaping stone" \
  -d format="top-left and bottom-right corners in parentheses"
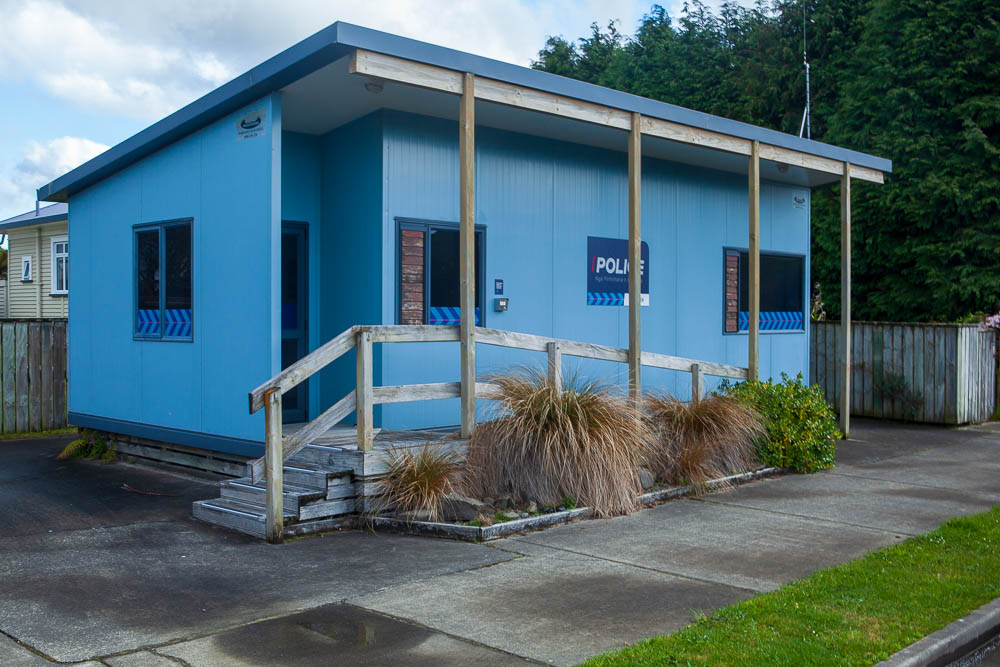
top-left (638, 467), bottom-right (655, 490)
top-left (526, 501), bottom-right (538, 513)
top-left (496, 495), bottom-right (515, 510)
top-left (500, 511), bottom-right (520, 521)
top-left (398, 509), bottom-right (433, 522)
top-left (439, 494), bottom-right (486, 522)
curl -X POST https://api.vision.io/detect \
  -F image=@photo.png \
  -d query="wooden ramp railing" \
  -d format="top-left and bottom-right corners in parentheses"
top-left (247, 324), bottom-right (748, 542)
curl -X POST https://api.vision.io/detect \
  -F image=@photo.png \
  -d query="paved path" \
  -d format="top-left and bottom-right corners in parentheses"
top-left (1, 420), bottom-right (998, 665)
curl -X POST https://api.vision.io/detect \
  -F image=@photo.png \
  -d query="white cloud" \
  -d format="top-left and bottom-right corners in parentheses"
top-left (0, 136), bottom-right (109, 219)
top-left (0, 0), bottom-right (649, 120)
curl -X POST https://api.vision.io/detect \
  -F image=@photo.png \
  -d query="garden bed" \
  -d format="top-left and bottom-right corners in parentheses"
top-left (370, 466), bottom-right (785, 541)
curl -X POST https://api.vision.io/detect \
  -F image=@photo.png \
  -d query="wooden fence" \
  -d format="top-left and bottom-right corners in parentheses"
top-left (811, 321), bottom-right (996, 425)
top-left (0, 319), bottom-right (67, 432)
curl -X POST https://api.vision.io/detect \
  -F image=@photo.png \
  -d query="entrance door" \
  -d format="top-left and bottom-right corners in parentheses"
top-left (281, 222), bottom-right (308, 423)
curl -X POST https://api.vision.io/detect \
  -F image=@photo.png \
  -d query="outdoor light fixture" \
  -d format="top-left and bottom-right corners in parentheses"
top-left (777, 162), bottom-right (789, 173)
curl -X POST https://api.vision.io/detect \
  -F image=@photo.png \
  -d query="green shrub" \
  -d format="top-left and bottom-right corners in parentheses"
top-left (57, 429), bottom-right (115, 464)
top-left (718, 373), bottom-right (839, 473)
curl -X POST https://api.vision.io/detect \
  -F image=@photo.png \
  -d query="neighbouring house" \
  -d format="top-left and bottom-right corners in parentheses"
top-left (0, 203), bottom-right (69, 319)
top-left (35, 23), bottom-right (890, 536)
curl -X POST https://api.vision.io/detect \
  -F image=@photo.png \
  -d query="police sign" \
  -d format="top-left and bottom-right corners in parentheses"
top-left (587, 236), bottom-right (649, 306)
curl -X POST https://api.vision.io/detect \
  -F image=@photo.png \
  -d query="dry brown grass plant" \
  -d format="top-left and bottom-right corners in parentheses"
top-left (371, 443), bottom-right (464, 521)
top-left (645, 394), bottom-right (763, 491)
top-left (463, 368), bottom-right (652, 517)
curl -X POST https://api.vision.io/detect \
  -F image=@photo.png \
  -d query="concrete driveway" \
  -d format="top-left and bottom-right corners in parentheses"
top-left (1, 421), bottom-right (998, 665)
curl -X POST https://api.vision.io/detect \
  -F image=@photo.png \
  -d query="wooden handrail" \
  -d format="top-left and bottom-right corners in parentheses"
top-left (249, 325), bottom-right (359, 414)
top-left (248, 323), bottom-right (750, 539)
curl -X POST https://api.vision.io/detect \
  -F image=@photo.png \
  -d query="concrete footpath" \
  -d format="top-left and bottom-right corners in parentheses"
top-left (1, 420), bottom-right (998, 666)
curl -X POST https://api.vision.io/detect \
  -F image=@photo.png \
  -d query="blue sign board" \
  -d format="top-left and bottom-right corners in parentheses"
top-left (587, 236), bottom-right (649, 306)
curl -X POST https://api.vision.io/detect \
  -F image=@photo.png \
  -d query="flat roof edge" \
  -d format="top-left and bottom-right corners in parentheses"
top-left (38, 20), bottom-right (890, 202)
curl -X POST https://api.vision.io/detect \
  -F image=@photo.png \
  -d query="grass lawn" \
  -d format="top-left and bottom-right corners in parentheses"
top-left (585, 504), bottom-right (1000, 666)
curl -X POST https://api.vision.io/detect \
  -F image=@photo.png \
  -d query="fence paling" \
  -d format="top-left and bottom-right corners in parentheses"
top-left (0, 319), bottom-right (67, 433)
top-left (810, 321), bottom-right (996, 425)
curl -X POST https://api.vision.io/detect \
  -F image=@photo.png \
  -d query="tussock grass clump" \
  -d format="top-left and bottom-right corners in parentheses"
top-left (372, 443), bottom-right (464, 521)
top-left (464, 368), bottom-right (652, 517)
top-left (645, 394), bottom-right (762, 490)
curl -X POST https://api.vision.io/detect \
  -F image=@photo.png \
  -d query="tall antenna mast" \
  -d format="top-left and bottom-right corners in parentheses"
top-left (799, 0), bottom-right (811, 139)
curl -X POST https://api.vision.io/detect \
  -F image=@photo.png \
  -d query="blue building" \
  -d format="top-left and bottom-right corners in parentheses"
top-left (38, 23), bottom-right (890, 465)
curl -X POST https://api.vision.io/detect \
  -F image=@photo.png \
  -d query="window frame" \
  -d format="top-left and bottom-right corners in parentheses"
top-left (50, 235), bottom-right (68, 296)
top-left (722, 246), bottom-right (806, 335)
top-left (395, 218), bottom-right (486, 327)
top-left (133, 218), bottom-right (194, 342)
top-left (20, 255), bottom-right (32, 283)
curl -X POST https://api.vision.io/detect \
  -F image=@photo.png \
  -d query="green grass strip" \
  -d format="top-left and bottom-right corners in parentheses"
top-left (584, 505), bottom-right (1000, 666)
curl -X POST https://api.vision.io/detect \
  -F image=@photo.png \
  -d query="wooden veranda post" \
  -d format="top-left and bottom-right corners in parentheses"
top-left (690, 363), bottom-right (703, 404)
top-left (356, 329), bottom-right (374, 450)
top-left (840, 162), bottom-right (852, 438)
top-left (263, 388), bottom-right (283, 544)
top-left (628, 112), bottom-right (642, 405)
top-left (460, 72), bottom-right (477, 438)
top-left (748, 140), bottom-right (761, 381)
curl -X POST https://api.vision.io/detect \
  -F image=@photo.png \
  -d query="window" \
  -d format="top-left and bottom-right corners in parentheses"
top-left (135, 220), bottom-right (192, 340)
top-left (51, 237), bottom-right (68, 295)
top-left (398, 220), bottom-right (484, 326)
top-left (20, 256), bottom-right (32, 283)
top-left (724, 249), bottom-right (804, 333)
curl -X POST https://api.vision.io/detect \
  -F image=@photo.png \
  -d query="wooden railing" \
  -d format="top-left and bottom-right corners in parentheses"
top-left (247, 324), bottom-right (747, 541)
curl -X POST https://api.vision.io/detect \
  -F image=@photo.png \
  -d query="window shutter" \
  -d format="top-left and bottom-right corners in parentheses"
top-left (400, 229), bottom-right (425, 325)
top-left (725, 252), bottom-right (739, 333)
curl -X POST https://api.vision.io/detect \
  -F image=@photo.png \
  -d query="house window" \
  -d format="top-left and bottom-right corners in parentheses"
top-left (51, 237), bottom-right (68, 295)
top-left (20, 256), bottom-right (32, 283)
top-left (135, 220), bottom-right (192, 340)
top-left (398, 220), bottom-right (484, 326)
top-left (724, 249), bottom-right (804, 333)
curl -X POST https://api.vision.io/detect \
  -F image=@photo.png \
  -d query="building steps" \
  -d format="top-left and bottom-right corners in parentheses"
top-left (192, 446), bottom-right (357, 538)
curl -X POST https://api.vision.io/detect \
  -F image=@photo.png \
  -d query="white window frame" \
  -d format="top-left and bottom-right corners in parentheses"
top-left (20, 255), bottom-right (32, 283)
top-left (50, 236), bottom-right (68, 295)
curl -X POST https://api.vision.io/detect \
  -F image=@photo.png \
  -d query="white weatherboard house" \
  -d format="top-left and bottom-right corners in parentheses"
top-left (36, 23), bottom-right (890, 539)
top-left (0, 203), bottom-right (69, 319)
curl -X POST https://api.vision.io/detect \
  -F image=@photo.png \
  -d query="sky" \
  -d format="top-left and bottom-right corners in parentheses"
top-left (0, 0), bottom-right (750, 221)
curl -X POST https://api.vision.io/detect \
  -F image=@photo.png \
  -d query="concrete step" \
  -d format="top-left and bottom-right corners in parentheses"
top-left (192, 498), bottom-right (294, 539)
top-left (219, 478), bottom-right (325, 513)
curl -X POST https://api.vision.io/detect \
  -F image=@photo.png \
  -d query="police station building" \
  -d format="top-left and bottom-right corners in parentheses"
top-left (37, 23), bottom-right (890, 459)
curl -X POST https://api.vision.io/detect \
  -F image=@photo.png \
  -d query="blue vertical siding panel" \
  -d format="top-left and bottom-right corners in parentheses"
top-left (319, 113), bottom-right (384, 414)
top-left (69, 170), bottom-right (143, 421)
top-left (282, 131), bottom-right (323, 418)
top-left (136, 135), bottom-right (203, 429)
top-left (380, 113), bottom-right (461, 426)
top-left (199, 95), bottom-right (279, 443)
top-left (68, 96), bottom-right (279, 451)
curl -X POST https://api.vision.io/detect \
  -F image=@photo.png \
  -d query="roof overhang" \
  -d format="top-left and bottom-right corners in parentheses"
top-left (0, 203), bottom-right (68, 230)
top-left (37, 22), bottom-right (891, 203)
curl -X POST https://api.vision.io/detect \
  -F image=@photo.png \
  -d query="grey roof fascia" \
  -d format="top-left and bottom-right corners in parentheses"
top-left (38, 21), bottom-right (890, 203)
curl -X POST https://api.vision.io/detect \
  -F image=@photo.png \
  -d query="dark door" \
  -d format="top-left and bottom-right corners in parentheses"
top-left (281, 223), bottom-right (308, 423)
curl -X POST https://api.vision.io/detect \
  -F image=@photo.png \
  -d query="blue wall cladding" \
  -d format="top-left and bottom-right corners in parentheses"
top-left (428, 306), bottom-right (481, 325)
top-left (739, 311), bottom-right (804, 331)
top-left (136, 309), bottom-right (160, 335)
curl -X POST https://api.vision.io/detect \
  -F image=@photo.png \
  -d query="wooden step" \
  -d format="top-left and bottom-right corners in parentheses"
top-left (219, 478), bottom-right (324, 513)
top-left (192, 498), bottom-right (293, 539)
top-left (281, 461), bottom-right (352, 490)
top-left (286, 444), bottom-right (344, 468)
